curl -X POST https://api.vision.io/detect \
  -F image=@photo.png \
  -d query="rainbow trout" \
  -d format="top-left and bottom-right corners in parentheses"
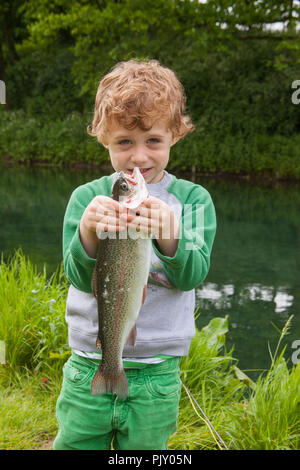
top-left (91, 167), bottom-right (151, 398)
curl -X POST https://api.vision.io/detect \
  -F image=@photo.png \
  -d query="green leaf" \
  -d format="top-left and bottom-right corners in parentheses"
top-left (233, 366), bottom-right (256, 391)
top-left (200, 316), bottom-right (229, 350)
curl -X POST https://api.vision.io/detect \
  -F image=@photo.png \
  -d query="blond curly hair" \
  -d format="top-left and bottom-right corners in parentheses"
top-left (87, 59), bottom-right (194, 144)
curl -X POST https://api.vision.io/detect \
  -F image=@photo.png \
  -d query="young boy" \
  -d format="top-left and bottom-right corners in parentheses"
top-left (53, 59), bottom-right (216, 450)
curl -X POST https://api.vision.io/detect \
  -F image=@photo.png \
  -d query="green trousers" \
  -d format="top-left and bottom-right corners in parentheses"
top-left (53, 352), bottom-right (182, 450)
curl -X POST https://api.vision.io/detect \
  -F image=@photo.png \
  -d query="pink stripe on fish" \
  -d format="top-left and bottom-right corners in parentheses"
top-left (114, 240), bottom-right (127, 340)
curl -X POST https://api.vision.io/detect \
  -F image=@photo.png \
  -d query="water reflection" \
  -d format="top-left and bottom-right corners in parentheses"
top-left (195, 279), bottom-right (298, 376)
top-left (194, 175), bottom-right (300, 376)
top-left (198, 282), bottom-right (294, 314)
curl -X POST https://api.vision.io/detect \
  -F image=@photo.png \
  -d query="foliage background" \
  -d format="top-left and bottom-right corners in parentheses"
top-left (1, 0), bottom-right (300, 178)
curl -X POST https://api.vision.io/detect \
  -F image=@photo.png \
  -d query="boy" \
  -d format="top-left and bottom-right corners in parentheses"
top-left (53, 59), bottom-right (216, 450)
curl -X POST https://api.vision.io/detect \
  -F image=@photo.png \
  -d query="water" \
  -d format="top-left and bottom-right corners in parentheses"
top-left (1, 166), bottom-right (299, 377)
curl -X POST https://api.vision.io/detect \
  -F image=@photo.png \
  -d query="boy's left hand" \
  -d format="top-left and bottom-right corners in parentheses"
top-left (120, 196), bottom-right (180, 257)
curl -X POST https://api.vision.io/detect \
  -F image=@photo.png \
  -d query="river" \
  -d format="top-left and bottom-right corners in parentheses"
top-left (1, 166), bottom-right (299, 377)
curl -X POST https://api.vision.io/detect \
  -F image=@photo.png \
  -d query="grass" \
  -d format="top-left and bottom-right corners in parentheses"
top-left (0, 251), bottom-right (299, 450)
top-left (0, 372), bottom-right (59, 450)
top-left (168, 317), bottom-right (300, 451)
top-left (0, 250), bottom-right (70, 381)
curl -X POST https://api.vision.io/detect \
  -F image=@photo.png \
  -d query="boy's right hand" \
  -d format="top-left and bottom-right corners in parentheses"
top-left (79, 196), bottom-right (126, 258)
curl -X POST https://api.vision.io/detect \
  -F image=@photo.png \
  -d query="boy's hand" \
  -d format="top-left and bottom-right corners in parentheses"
top-left (79, 196), bottom-right (126, 258)
top-left (120, 196), bottom-right (180, 257)
top-left (81, 195), bottom-right (127, 234)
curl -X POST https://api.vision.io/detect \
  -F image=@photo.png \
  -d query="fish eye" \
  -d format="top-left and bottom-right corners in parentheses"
top-left (121, 182), bottom-right (128, 191)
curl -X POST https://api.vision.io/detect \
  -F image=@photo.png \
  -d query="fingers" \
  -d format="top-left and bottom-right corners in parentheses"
top-left (96, 222), bottom-right (126, 238)
top-left (120, 200), bottom-right (178, 240)
top-left (83, 195), bottom-right (175, 239)
top-left (93, 196), bottom-right (126, 215)
top-left (122, 214), bottom-right (156, 235)
top-left (120, 208), bottom-right (162, 238)
top-left (95, 211), bottom-right (127, 237)
top-left (85, 196), bottom-right (127, 236)
top-left (97, 215), bottom-right (126, 230)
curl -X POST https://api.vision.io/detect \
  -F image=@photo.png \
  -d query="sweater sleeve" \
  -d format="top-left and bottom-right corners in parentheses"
top-left (62, 177), bottom-right (112, 293)
top-left (152, 181), bottom-right (216, 291)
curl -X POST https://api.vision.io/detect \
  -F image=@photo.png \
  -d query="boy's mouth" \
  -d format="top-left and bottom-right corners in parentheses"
top-left (127, 168), bottom-right (152, 177)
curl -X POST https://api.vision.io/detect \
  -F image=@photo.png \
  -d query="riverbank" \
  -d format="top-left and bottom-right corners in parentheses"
top-left (1, 109), bottom-right (300, 182)
top-left (1, 156), bottom-right (300, 186)
top-left (0, 252), bottom-right (299, 450)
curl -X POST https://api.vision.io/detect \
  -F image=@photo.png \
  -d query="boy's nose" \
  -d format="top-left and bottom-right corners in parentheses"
top-left (131, 146), bottom-right (148, 164)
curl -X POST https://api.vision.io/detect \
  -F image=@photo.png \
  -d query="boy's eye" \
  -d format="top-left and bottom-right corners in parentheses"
top-left (117, 138), bottom-right (160, 146)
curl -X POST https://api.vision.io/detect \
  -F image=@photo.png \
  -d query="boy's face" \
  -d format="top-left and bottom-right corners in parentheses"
top-left (103, 121), bottom-right (177, 184)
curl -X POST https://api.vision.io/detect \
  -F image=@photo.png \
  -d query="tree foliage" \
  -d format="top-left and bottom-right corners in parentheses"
top-left (1, 0), bottom-right (300, 177)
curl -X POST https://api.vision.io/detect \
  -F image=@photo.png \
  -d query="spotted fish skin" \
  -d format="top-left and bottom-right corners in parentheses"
top-left (91, 169), bottom-right (151, 399)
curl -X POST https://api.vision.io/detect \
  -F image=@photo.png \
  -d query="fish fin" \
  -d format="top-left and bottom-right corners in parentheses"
top-left (142, 284), bottom-right (147, 305)
top-left (96, 337), bottom-right (101, 349)
top-left (91, 267), bottom-right (98, 298)
top-left (91, 366), bottom-right (128, 399)
top-left (125, 325), bottom-right (137, 346)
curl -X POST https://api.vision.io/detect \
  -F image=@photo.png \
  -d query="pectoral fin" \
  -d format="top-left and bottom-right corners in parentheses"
top-left (142, 285), bottom-right (147, 305)
top-left (125, 325), bottom-right (137, 346)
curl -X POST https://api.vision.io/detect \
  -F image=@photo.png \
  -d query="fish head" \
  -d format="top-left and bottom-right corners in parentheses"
top-left (112, 172), bottom-right (132, 200)
top-left (112, 167), bottom-right (149, 209)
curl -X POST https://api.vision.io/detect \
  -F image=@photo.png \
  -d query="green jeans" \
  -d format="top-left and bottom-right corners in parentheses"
top-left (53, 352), bottom-right (182, 450)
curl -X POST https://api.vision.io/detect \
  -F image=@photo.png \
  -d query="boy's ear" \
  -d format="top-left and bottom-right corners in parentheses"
top-left (101, 139), bottom-right (109, 148)
top-left (171, 135), bottom-right (180, 146)
top-left (99, 134), bottom-right (109, 148)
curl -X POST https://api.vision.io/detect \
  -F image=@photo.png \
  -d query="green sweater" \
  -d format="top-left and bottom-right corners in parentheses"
top-left (63, 172), bottom-right (216, 292)
top-left (63, 170), bottom-right (216, 357)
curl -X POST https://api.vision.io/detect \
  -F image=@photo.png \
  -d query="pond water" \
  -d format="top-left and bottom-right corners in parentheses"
top-left (1, 166), bottom-right (299, 377)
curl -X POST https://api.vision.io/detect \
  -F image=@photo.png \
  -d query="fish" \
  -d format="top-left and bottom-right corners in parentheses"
top-left (91, 167), bottom-right (151, 399)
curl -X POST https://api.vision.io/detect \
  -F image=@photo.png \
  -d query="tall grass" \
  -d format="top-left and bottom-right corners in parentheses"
top-left (0, 251), bottom-right (299, 450)
top-left (0, 250), bottom-right (70, 384)
top-left (169, 316), bottom-right (300, 450)
top-left (224, 318), bottom-right (300, 450)
top-left (169, 317), bottom-right (245, 450)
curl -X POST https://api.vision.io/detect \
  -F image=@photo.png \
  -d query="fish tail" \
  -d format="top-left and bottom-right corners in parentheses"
top-left (91, 365), bottom-right (129, 399)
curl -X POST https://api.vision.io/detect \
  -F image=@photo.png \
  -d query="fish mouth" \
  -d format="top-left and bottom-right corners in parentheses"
top-left (118, 167), bottom-right (149, 209)
top-left (126, 168), bottom-right (152, 177)
top-left (124, 169), bottom-right (138, 185)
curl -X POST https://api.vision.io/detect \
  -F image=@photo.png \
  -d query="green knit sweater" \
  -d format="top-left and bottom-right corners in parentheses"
top-left (63, 172), bottom-right (217, 293)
